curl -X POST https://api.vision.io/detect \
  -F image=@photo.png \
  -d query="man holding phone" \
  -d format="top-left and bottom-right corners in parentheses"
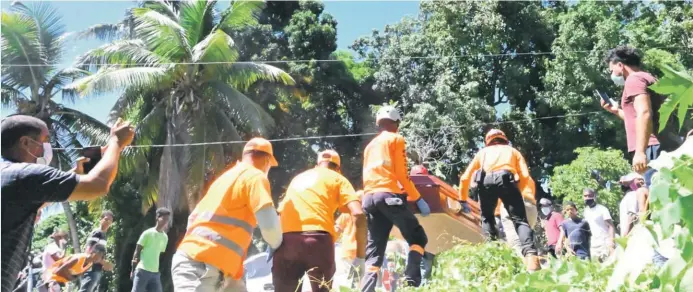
top-left (1, 116), bottom-right (135, 292)
top-left (601, 45), bottom-right (683, 179)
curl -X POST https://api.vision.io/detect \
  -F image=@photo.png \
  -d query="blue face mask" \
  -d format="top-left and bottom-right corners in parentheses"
top-left (611, 73), bottom-right (625, 87)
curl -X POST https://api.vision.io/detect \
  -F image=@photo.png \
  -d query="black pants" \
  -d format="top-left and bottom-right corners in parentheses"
top-left (478, 171), bottom-right (537, 256)
top-left (361, 192), bottom-right (428, 292)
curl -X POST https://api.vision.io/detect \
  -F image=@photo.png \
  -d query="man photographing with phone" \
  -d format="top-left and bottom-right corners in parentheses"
top-left (601, 45), bottom-right (683, 178)
top-left (1, 116), bottom-right (135, 292)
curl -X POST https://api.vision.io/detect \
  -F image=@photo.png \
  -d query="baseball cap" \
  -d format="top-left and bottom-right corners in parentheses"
top-left (539, 198), bottom-right (552, 206)
top-left (620, 172), bottom-right (644, 184)
top-left (317, 150), bottom-right (341, 166)
top-left (243, 138), bottom-right (278, 166)
top-left (375, 106), bottom-right (402, 124)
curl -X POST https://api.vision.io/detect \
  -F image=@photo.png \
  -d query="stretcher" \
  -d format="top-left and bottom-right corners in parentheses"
top-left (389, 175), bottom-right (485, 255)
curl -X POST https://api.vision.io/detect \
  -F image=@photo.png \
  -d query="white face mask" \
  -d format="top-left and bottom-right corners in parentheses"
top-left (541, 207), bottom-right (551, 216)
top-left (27, 140), bottom-right (53, 165)
top-left (611, 73), bottom-right (625, 86)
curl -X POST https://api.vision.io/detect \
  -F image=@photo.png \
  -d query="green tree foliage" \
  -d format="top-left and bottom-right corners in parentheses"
top-left (549, 147), bottom-right (630, 224)
top-left (31, 215), bottom-right (68, 254)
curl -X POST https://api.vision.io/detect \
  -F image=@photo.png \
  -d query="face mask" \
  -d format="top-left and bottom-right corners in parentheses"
top-left (541, 207), bottom-right (551, 216)
top-left (27, 140), bottom-right (53, 165)
top-left (611, 73), bottom-right (625, 86)
top-left (629, 181), bottom-right (641, 191)
top-left (584, 199), bottom-right (596, 208)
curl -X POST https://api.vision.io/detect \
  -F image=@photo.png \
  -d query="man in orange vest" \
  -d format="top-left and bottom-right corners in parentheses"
top-left (273, 150), bottom-right (366, 292)
top-left (41, 242), bottom-right (106, 292)
top-left (335, 190), bottom-right (365, 288)
top-left (361, 106), bottom-right (430, 292)
top-left (458, 129), bottom-right (540, 271)
top-left (171, 138), bottom-right (283, 292)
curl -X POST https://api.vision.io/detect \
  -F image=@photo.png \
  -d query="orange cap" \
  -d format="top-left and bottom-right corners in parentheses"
top-left (317, 150), bottom-right (341, 167)
top-left (243, 138), bottom-right (278, 166)
top-left (485, 129), bottom-right (508, 146)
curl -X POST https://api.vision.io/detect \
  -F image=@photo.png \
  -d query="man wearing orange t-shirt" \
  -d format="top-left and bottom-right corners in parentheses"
top-left (274, 150), bottom-right (366, 292)
top-left (361, 106), bottom-right (430, 292)
top-left (458, 129), bottom-right (540, 271)
top-left (171, 138), bottom-right (283, 292)
top-left (335, 190), bottom-right (365, 288)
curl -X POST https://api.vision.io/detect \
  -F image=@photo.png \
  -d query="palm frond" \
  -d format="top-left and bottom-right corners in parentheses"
top-left (77, 23), bottom-right (126, 42)
top-left (179, 0), bottom-right (216, 46)
top-left (228, 62), bottom-right (295, 91)
top-left (132, 7), bottom-right (190, 60)
top-left (210, 81), bottom-right (274, 135)
top-left (142, 0), bottom-right (180, 22)
top-left (53, 106), bottom-right (110, 145)
top-left (191, 29), bottom-right (239, 64)
top-left (11, 1), bottom-right (65, 65)
top-left (75, 39), bottom-right (167, 71)
top-left (1, 83), bottom-right (29, 107)
top-left (65, 67), bottom-right (168, 97)
top-left (218, 0), bottom-right (264, 30)
top-left (44, 67), bottom-right (91, 102)
top-left (1, 11), bottom-right (46, 89)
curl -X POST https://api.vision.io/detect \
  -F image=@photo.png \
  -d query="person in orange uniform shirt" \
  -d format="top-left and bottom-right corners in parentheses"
top-left (458, 129), bottom-right (540, 271)
top-left (274, 150), bottom-right (366, 292)
top-left (172, 138), bottom-right (283, 292)
top-left (41, 242), bottom-right (106, 292)
top-left (361, 106), bottom-right (431, 292)
top-left (335, 190), bottom-right (365, 288)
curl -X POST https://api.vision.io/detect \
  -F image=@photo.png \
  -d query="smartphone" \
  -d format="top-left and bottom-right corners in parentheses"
top-left (593, 90), bottom-right (615, 106)
top-left (79, 146), bottom-right (102, 173)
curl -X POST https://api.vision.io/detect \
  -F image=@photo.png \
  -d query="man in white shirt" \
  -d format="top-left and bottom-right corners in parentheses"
top-left (618, 173), bottom-right (646, 237)
top-left (582, 188), bottom-right (615, 262)
top-left (41, 229), bottom-right (67, 282)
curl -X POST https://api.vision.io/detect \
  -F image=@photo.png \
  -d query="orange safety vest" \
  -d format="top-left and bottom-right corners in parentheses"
top-left (177, 163), bottom-right (263, 279)
top-left (45, 254), bottom-right (92, 283)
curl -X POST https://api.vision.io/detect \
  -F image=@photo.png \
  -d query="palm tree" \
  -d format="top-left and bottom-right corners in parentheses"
top-left (68, 0), bottom-right (295, 214)
top-left (1, 2), bottom-right (110, 252)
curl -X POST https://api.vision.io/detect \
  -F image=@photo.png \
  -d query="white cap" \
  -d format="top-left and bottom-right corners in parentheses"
top-left (375, 106), bottom-right (402, 124)
top-left (620, 172), bottom-right (644, 183)
top-left (539, 198), bottom-right (552, 206)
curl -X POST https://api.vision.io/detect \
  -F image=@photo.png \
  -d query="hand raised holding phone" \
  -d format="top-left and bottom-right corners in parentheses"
top-left (110, 118), bottom-right (135, 148)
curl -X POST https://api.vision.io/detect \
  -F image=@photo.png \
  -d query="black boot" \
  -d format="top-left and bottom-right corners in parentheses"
top-left (404, 251), bottom-right (423, 287)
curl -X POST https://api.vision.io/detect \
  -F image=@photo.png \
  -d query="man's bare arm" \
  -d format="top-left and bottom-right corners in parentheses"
top-left (633, 93), bottom-right (654, 155)
top-left (346, 201), bottom-right (367, 259)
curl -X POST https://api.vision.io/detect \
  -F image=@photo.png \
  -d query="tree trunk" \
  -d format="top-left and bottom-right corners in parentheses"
top-left (62, 202), bottom-right (81, 253)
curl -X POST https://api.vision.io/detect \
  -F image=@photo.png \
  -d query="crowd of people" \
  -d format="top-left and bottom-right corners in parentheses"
top-left (1, 44), bottom-right (688, 292)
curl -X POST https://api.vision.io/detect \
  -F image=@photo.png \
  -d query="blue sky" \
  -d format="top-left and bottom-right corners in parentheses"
top-left (1, 0), bottom-right (420, 122)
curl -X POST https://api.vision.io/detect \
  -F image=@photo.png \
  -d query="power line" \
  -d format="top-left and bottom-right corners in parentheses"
top-left (52, 110), bottom-right (603, 150)
top-left (2, 46), bottom-right (687, 68)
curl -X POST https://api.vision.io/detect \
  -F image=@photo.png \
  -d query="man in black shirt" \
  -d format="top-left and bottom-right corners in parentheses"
top-left (1, 115), bottom-right (134, 292)
top-left (80, 211), bottom-right (115, 292)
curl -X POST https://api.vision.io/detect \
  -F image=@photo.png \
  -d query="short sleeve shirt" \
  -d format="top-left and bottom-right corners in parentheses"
top-left (561, 218), bottom-right (591, 259)
top-left (42, 242), bottom-right (63, 271)
top-left (1, 159), bottom-right (78, 291)
top-left (545, 211), bottom-right (565, 246)
top-left (279, 167), bottom-right (360, 240)
top-left (621, 71), bottom-right (663, 152)
top-left (136, 227), bottom-right (168, 272)
top-left (583, 204), bottom-right (612, 247)
top-left (86, 229), bottom-right (108, 271)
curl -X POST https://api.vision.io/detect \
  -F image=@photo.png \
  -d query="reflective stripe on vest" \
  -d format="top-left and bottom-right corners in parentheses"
top-left (188, 226), bottom-right (245, 257)
top-left (188, 211), bottom-right (254, 234)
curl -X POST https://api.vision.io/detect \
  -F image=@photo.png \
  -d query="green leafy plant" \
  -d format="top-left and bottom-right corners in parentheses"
top-left (649, 65), bottom-right (693, 132)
